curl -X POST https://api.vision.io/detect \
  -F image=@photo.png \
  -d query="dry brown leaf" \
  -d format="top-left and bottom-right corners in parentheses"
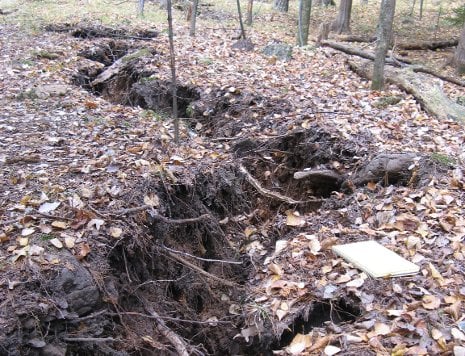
top-left (324, 345), bottom-right (341, 355)
top-left (445, 301), bottom-right (461, 320)
top-left (244, 226), bottom-right (257, 238)
top-left (405, 346), bottom-right (428, 355)
top-left (307, 335), bottom-right (332, 353)
top-left (51, 220), bottom-right (68, 229)
top-left (49, 238), bottom-right (63, 249)
top-left (276, 308), bottom-right (288, 321)
top-left (21, 227), bottom-right (35, 236)
top-left (64, 236), bottom-right (75, 248)
top-left (143, 193), bottom-right (159, 207)
top-left (18, 237), bottom-right (29, 246)
top-left (422, 295), bottom-right (441, 310)
top-left (268, 263), bottom-right (283, 276)
top-left (110, 227), bottom-right (123, 238)
top-left (440, 215), bottom-right (456, 232)
top-left (285, 210), bottom-right (306, 227)
top-left (374, 322), bottom-right (391, 336)
top-left (367, 181), bottom-right (377, 191)
top-left (287, 333), bottom-right (312, 355)
top-left (77, 243), bottom-right (91, 260)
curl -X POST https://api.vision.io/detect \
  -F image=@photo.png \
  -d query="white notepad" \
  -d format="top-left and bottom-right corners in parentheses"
top-left (332, 240), bottom-right (420, 278)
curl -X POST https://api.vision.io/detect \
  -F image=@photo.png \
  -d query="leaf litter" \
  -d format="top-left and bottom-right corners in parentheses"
top-left (0, 6), bottom-right (465, 355)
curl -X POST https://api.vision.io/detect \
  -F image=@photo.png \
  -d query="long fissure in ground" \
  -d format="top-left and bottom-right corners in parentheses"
top-left (4, 31), bottom-right (447, 355)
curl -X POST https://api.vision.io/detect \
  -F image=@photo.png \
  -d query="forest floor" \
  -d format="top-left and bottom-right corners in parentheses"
top-left (1, 1), bottom-right (465, 355)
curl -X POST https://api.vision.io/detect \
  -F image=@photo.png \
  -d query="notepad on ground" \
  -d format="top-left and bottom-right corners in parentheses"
top-left (332, 240), bottom-right (420, 278)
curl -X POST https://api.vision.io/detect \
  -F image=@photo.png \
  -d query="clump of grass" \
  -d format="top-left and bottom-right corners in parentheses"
top-left (40, 234), bottom-right (54, 241)
top-left (373, 96), bottom-right (402, 109)
top-left (446, 5), bottom-right (465, 26)
top-left (140, 109), bottom-right (167, 121)
top-left (33, 50), bottom-right (60, 60)
top-left (431, 152), bottom-right (456, 167)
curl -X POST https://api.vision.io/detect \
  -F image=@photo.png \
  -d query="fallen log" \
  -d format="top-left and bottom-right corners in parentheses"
top-left (397, 39), bottom-right (458, 51)
top-left (348, 153), bottom-right (418, 187)
top-left (91, 48), bottom-right (152, 87)
top-left (321, 40), bottom-right (376, 61)
top-left (348, 58), bottom-right (465, 122)
top-left (336, 35), bottom-right (458, 51)
top-left (411, 65), bottom-right (465, 87)
top-left (321, 40), bottom-right (410, 65)
top-left (336, 34), bottom-right (376, 43)
top-left (321, 41), bottom-right (465, 87)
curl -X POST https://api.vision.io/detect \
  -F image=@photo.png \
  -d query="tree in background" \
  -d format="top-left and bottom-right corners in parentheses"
top-left (372, 0), bottom-right (396, 90)
top-left (246, 0), bottom-right (254, 26)
top-left (237, 0), bottom-right (246, 39)
top-left (453, 22), bottom-right (465, 74)
top-left (189, 0), bottom-right (199, 36)
top-left (314, 0), bottom-right (334, 6)
top-left (166, 0), bottom-right (180, 143)
top-left (274, 0), bottom-right (289, 12)
top-left (297, 0), bottom-right (312, 46)
top-left (332, 0), bottom-right (352, 34)
top-left (137, 0), bottom-right (145, 17)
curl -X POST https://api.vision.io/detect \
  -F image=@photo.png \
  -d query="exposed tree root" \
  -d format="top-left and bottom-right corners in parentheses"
top-left (142, 302), bottom-right (190, 356)
top-left (165, 250), bottom-right (242, 288)
top-left (239, 164), bottom-right (322, 204)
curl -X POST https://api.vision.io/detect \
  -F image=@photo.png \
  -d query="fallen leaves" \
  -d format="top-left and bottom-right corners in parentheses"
top-left (422, 295), bottom-right (441, 310)
top-left (38, 201), bottom-right (60, 214)
top-left (285, 210), bottom-right (306, 227)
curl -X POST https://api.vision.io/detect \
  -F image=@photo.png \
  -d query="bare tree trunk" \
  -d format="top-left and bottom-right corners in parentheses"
top-left (419, 0), bottom-right (424, 19)
top-left (237, 0), bottom-right (246, 39)
top-left (332, 0), bottom-right (352, 34)
top-left (246, 0), bottom-right (254, 26)
top-left (189, 0), bottom-right (199, 36)
top-left (297, 0), bottom-right (312, 46)
top-left (316, 22), bottom-right (330, 44)
top-left (274, 0), bottom-right (289, 12)
top-left (167, 0), bottom-right (179, 143)
top-left (453, 22), bottom-right (465, 74)
top-left (137, 0), bottom-right (145, 17)
top-left (372, 0), bottom-right (396, 90)
top-left (433, 1), bottom-right (442, 40)
top-left (314, 0), bottom-right (334, 6)
top-left (410, 0), bottom-right (416, 16)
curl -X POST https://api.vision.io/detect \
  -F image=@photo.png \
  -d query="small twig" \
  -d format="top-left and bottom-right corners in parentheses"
top-left (68, 309), bottom-right (107, 324)
top-left (109, 311), bottom-right (234, 325)
top-left (166, 251), bottom-right (242, 288)
top-left (122, 249), bottom-right (133, 283)
top-left (112, 204), bottom-right (152, 216)
top-left (210, 136), bottom-right (242, 142)
top-left (142, 303), bottom-right (190, 356)
top-left (161, 245), bottom-right (242, 265)
top-left (87, 203), bottom-right (108, 218)
top-left (239, 164), bottom-right (321, 204)
top-left (153, 213), bottom-right (210, 225)
top-left (37, 212), bottom-right (74, 221)
top-left (106, 204), bottom-right (210, 224)
top-left (1, 218), bottom-right (18, 225)
top-left (63, 337), bottom-right (117, 342)
top-left (132, 275), bottom-right (188, 292)
top-left (4, 155), bottom-right (41, 164)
